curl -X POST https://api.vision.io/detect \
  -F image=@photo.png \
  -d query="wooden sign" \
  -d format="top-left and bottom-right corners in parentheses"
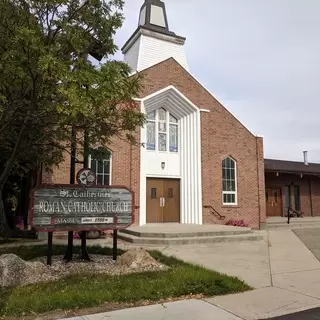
top-left (29, 184), bottom-right (134, 232)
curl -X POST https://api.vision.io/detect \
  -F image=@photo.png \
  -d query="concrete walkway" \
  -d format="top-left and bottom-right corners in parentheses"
top-left (207, 229), bottom-right (320, 319)
top-left (58, 228), bottom-right (320, 319)
top-left (66, 300), bottom-right (242, 320)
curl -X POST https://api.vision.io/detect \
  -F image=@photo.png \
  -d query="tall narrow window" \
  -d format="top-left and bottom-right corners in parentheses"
top-left (146, 108), bottom-right (179, 153)
top-left (222, 157), bottom-right (237, 205)
top-left (294, 185), bottom-right (301, 211)
top-left (90, 148), bottom-right (112, 186)
top-left (146, 111), bottom-right (156, 151)
top-left (158, 108), bottom-right (167, 151)
top-left (169, 114), bottom-right (178, 152)
top-left (284, 185), bottom-right (291, 209)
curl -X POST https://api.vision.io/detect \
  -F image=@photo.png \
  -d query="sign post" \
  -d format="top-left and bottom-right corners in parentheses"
top-left (113, 229), bottom-right (118, 261)
top-left (65, 126), bottom-right (77, 262)
top-left (47, 232), bottom-right (53, 266)
top-left (76, 168), bottom-right (96, 261)
top-left (29, 184), bottom-right (134, 265)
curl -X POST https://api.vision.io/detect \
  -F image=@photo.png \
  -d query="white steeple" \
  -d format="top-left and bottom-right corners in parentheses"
top-left (122, 0), bottom-right (189, 72)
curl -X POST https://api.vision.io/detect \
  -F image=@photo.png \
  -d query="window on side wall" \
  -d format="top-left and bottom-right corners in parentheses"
top-left (222, 157), bottom-right (237, 205)
top-left (89, 148), bottom-right (112, 186)
top-left (146, 108), bottom-right (178, 153)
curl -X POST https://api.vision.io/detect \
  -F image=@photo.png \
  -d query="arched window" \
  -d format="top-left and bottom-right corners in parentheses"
top-left (146, 108), bottom-right (179, 153)
top-left (222, 157), bottom-right (237, 205)
top-left (89, 147), bottom-right (112, 186)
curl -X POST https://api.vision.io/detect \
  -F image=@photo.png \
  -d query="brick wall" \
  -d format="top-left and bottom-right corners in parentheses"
top-left (265, 172), bottom-right (320, 217)
top-left (310, 178), bottom-right (320, 216)
top-left (42, 57), bottom-right (266, 229)
top-left (42, 130), bottom-right (141, 224)
top-left (138, 58), bottom-right (265, 229)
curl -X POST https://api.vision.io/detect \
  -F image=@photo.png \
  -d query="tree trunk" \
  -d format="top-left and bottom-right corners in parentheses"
top-left (0, 192), bottom-right (11, 239)
top-left (0, 117), bottom-right (28, 239)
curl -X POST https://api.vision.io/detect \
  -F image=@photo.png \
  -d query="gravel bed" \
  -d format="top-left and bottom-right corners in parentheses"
top-left (23, 254), bottom-right (168, 285)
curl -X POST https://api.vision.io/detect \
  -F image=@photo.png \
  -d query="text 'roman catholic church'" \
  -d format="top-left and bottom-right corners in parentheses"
top-left (45, 0), bottom-right (267, 229)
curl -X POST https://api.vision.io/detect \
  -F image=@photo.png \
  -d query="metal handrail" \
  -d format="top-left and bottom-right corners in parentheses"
top-left (287, 206), bottom-right (303, 224)
top-left (203, 205), bottom-right (226, 220)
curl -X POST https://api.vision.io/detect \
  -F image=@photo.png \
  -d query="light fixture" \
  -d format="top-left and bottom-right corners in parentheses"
top-left (161, 162), bottom-right (165, 170)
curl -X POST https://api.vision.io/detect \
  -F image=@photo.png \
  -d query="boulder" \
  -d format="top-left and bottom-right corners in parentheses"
top-left (0, 253), bottom-right (27, 287)
top-left (0, 253), bottom-right (46, 287)
top-left (116, 248), bottom-right (159, 269)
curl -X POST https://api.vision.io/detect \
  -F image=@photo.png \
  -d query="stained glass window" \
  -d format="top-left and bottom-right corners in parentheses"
top-left (158, 108), bottom-right (166, 121)
top-left (147, 111), bottom-right (156, 120)
top-left (169, 114), bottom-right (178, 152)
top-left (158, 133), bottom-right (167, 151)
top-left (146, 108), bottom-right (179, 153)
top-left (146, 111), bottom-right (156, 150)
top-left (147, 122), bottom-right (155, 150)
top-left (158, 108), bottom-right (167, 151)
top-left (222, 157), bottom-right (237, 205)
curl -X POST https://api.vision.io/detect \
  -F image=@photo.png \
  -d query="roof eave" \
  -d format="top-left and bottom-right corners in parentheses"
top-left (265, 169), bottom-right (320, 177)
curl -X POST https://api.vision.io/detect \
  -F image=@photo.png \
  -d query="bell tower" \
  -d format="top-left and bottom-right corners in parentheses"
top-left (122, 0), bottom-right (188, 72)
top-left (138, 0), bottom-right (169, 32)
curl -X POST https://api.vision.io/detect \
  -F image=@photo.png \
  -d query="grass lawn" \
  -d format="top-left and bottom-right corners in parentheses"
top-left (0, 244), bottom-right (251, 317)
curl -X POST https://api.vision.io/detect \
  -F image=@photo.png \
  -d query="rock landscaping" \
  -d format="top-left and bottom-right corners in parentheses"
top-left (0, 253), bottom-right (46, 287)
top-left (0, 248), bottom-right (167, 288)
top-left (0, 244), bottom-right (251, 318)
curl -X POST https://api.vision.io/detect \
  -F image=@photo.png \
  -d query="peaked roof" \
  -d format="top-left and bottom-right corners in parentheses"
top-left (136, 57), bottom-right (260, 139)
top-left (265, 158), bottom-right (320, 175)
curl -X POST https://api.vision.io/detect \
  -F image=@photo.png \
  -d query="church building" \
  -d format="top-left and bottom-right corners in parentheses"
top-left (44, 0), bottom-right (267, 230)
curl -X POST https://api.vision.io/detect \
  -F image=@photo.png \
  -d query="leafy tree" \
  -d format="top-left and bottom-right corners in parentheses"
top-left (0, 0), bottom-right (145, 238)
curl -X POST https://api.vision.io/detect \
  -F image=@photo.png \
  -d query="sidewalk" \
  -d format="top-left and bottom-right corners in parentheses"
top-left (207, 229), bottom-right (320, 319)
top-left (65, 299), bottom-right (242, 320)
top-left (59, 229), bottom-right (320, 319)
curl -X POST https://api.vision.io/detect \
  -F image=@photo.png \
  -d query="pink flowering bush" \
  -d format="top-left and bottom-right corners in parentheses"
top-left (73, 232), bottom-right (80, 239)
top-left (226, 219), bottom-right (249, 227)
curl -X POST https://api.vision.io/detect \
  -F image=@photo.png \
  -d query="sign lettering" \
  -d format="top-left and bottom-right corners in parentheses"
top-left (29, 185), bottom-right (134, 232)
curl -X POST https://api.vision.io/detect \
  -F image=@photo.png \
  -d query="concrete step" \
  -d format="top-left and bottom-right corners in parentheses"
top-left (267, 218), bottom-right (320, 229)
top-left (117, 232), bottom-right (264, 245)
top-left (267, 223), bottom-right (320, 229)
top-left (119, 228), bottom-right (253, 239)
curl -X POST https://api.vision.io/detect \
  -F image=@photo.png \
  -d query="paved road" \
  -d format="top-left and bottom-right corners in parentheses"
top-left (267, 307), bottom-right (320, 319)
top-left (293, 227), bottom-right (320, 261)
top-left (65, 300), bottom-right (243, 320)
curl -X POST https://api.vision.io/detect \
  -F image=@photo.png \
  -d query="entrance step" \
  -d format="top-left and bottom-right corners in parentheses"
top-left (120, 228), bottom-right (252, 239)
top-left (117, 232), bottom-right (263, 245)
top-left (118, 224), bottom-right (264, 245)
top-left (267, 217), bottom-right (320, 229)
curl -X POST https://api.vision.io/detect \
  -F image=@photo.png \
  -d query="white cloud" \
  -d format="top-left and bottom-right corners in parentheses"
top-left (113, 0), bottom-right (320, 162)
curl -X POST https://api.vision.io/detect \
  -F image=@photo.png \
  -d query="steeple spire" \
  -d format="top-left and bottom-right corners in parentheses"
top-left (121, 0), bottom-right (188, 72)
top-left (139, 0), bottom-right (170, 34)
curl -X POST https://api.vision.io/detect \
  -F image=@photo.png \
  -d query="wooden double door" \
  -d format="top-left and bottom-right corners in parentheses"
top-left (266, 187), bottom-right (283, 217)
top-left (146, 178), bottom-right (180, 223)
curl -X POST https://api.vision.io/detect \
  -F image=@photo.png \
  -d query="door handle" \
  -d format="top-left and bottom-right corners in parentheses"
top-left (163, 197), bottom-right (165, 207)
top-left (159, 197), bottom-right (165, 207)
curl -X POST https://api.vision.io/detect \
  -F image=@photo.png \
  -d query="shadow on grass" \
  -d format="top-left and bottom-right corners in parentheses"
top-left (0, 244), bottom-right (252, 317)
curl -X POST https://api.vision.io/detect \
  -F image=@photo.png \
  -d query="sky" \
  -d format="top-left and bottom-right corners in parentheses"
top-left (112, 0), bottom-right (320, 162)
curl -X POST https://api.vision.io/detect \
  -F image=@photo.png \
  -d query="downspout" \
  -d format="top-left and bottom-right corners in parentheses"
top-left (255, 136), bottom-right (261, 229)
